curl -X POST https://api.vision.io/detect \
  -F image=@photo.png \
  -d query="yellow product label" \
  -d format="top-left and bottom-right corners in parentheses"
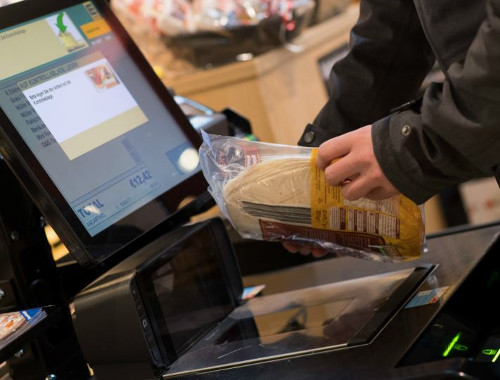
top-left (310, 149), bottom-right (342, 229)
top-left (310, 149), bottom-right (424, 259)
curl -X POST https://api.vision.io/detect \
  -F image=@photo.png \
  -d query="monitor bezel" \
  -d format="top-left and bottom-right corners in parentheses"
top-left (0, 0), bottom-right (207, 266)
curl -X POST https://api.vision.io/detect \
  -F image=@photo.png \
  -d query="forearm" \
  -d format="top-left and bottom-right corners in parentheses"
top-left (373, 0), bottom-right (500, 203)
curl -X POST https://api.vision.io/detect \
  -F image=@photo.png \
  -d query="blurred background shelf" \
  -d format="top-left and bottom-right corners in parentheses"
top-left (114, 3), bottom-right (359, 145)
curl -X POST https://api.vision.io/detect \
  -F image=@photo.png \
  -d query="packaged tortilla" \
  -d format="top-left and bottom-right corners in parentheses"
top-left (199, 133), bottom-right (425, 262)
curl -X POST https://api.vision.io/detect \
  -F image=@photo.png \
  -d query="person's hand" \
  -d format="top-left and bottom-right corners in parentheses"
top-left (282, 241), bottom-right (329, 258)
top-left (316, 125), bottom-right (400, 200)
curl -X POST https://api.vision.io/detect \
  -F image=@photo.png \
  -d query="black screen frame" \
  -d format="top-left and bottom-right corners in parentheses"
top-left (0, 0), bottom-right (207, 267)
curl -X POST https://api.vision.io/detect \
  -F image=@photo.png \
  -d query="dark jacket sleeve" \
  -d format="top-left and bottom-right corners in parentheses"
top-left (298, 0), bottom-right (435, 145)
top-left (373, 0), bottom-right (500, 204)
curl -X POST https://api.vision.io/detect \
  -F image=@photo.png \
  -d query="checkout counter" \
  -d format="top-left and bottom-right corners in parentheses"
top-left (69, 220), bottom-right (500, 380)
top-left (3, 205), bottom-right (499, 380)
top-left (1, 1), bottom-right (500, 380)
top-left (2, 187), bottom-right (500, 380)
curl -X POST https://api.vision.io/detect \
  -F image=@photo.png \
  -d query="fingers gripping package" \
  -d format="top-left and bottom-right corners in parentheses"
top-left (199, 133), bottom-right (425, 262)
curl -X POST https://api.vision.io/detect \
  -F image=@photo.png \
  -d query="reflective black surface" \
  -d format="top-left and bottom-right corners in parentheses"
top-left (163, 266), bottom-right (431, 377)
top-left (164, 223), bottom-right (500, 379)
top-left (400, 232), bottom-right (500, 367)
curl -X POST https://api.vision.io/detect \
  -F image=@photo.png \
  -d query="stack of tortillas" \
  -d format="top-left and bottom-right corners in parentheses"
top-left (223, 156), bottom-right (424, 261)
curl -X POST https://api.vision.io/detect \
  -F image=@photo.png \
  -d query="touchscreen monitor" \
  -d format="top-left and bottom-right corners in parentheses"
top-left (0, 0), bottom-right (207, 266)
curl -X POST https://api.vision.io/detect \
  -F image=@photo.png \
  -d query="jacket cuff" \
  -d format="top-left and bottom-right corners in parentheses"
top-left (297, 124), bottom-right (338, 147)
top-left (372, 112), bottom-right (435, 204)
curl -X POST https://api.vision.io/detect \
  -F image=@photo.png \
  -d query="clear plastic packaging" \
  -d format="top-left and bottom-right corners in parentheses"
top-left (199, 133), bottom-right (426, 262)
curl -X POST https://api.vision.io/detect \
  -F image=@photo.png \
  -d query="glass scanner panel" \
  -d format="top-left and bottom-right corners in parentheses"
top-left (217, 298), bottom-right (354, 346)
top-left (163, 267), bottom-right (429, 378)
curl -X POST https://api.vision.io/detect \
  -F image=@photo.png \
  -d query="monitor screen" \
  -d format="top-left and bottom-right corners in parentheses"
top-left (0, 0), bottom-right (206, 265)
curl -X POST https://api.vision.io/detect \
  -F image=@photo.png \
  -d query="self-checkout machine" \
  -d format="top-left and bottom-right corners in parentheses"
top-left (0, 0), bottom-right (221, 377)
top-left (1, 1), bottom-right (500, 380)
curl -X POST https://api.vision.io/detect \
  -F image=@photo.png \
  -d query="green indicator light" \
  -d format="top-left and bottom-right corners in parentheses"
top-left (443, 332), bottom-right (462, 357)
top-left (493, 349), bottom-right (500, 363)
top-left (482, 348), bottom-right (497, 356)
